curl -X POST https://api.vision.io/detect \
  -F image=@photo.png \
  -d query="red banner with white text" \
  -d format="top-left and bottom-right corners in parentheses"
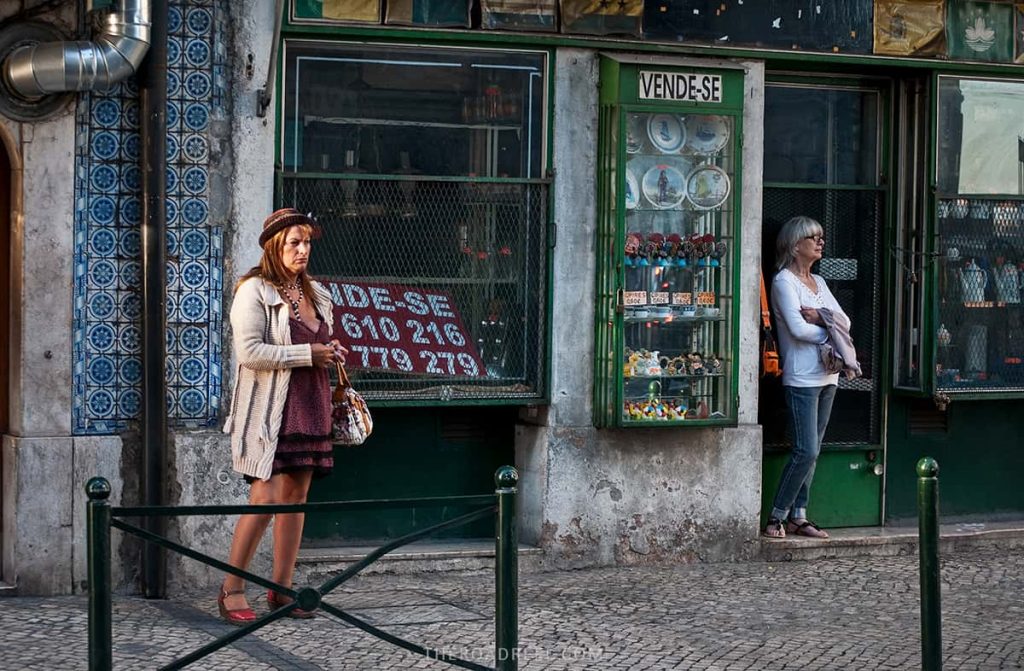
top-left (322, 280), bottom-right (485, 377)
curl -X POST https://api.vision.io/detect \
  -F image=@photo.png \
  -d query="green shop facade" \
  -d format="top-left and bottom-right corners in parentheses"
top-left (271, 1), bottom-right (1024, 560)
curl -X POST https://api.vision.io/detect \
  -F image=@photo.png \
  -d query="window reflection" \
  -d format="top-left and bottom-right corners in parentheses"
top-left (283, 43), bottom-right (546, 179)
top-left (938, 77), bottom-right (1024, 196)
top-left (764, 85), bottom-right (879, 186)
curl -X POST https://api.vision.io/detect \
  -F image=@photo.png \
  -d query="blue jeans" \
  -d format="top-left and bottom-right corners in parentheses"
top-left (769, 384), bottom-right (837, 521)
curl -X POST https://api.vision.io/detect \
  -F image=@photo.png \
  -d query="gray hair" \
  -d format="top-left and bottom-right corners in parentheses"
top-left (775, 216), bottom-right (823, 271)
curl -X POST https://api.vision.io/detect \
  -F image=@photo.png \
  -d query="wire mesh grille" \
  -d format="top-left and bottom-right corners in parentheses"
top-left (280, 174), bottom-right (548, 402)
top-left (935, 198), bottom-right (1024, 393)
top-left (761, 187), bottom-right (884, 447)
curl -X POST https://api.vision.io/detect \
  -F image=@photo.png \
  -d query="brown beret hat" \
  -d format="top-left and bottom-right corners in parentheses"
top-left (258, 208), bottom-right (319, 248)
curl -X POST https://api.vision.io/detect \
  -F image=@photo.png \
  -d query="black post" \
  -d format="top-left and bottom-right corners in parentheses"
top-left (139, 0), bottom-right (169, 599)
top-left (87, 478), bottom-right (113, 671)
top-left (494, 466), bottom-right (519, 671)
top-left (917, 457), bottom-right (942, 671)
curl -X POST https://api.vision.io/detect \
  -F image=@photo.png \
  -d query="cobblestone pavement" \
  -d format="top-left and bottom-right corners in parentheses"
top-left (2, 547), bottom-right (1023, 670)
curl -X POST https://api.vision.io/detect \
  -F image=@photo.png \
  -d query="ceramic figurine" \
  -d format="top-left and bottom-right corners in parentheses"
top-left (711, 241), bottom-right (727, 267)
top-left (648, 233), bottom-right (668, 266)
top-left (624, 232), bottom-right (641, 268)
top-left (678, 240), bottom-right (694, 267)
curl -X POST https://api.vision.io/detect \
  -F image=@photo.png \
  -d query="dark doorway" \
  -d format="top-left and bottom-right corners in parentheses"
top-left (759, 79), bottom-right (887, 527)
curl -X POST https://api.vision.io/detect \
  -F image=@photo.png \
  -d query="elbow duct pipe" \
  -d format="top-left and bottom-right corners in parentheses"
top-left (3, 0), bottom-right (151, 98)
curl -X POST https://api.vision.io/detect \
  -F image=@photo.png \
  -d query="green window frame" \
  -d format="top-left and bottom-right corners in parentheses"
top-left (275, 40), bottom-right (553, 405)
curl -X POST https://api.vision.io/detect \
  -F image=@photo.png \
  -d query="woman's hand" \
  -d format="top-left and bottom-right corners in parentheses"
top-left (799, 306), bottom-right (824, 326)
top-left (328, 339), bottom-right (348, 366)
top-left (311, 341), bottom-right (348, 368)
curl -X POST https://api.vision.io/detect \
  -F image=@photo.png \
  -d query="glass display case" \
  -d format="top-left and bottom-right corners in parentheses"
top-left (594, 57), bottom-right (743, 427)
top-left (932, 76), bottom-right (1024, 396)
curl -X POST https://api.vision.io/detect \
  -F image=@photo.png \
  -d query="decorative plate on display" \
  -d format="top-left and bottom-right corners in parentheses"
top-left (685, 165), bottom-right (731, 210)
top-left (626, 115), bottom-right (645, 154)
top-left (625, 168), bottom-right (640, 210)
top-left (642, 165), bottom-right (686, 210)
top-left (646, 114), bottom-right (686, 153)
top-left (683, 115), bottom-right (730, 155)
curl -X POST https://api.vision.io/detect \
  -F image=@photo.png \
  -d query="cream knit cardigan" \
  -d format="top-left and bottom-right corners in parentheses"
top-left (223, 276), bottom-right (335, 480)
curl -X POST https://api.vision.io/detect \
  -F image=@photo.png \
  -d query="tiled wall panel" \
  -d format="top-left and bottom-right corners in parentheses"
top-left (72, 0), bottom-right (228, 434)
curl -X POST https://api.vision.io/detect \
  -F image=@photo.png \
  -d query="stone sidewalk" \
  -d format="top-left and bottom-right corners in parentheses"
top-left (2, 547), bottom-right (1023, 670)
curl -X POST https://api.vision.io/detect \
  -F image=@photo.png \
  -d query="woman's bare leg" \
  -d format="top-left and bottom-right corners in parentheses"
top-left (270, 470), bottom-right (314, 592)
top-left (221, 479), bottom-right (275, 610)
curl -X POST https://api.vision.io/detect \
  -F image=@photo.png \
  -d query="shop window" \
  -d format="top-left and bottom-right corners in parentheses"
top-left (934, 76), bottom-right (1024, 394)
top-left (279, 42), bottom-right (549, 402)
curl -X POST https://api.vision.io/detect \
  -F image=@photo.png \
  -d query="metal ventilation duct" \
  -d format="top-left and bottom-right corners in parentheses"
top-left (3, 0), bottom-right (151, 99)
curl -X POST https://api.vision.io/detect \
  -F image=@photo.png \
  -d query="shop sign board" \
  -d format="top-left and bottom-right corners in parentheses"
top-left (639, 70), bottom-right (722, 103)
top-left (323, 280), bottom-right (485, 377)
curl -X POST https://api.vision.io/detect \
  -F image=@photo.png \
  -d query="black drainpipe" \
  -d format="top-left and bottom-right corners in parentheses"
top-left (138, 0), bottom-right (168, 599)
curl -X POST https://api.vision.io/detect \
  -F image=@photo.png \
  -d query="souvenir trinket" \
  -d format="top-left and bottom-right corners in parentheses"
top-left (624, 232), bottom-right (642, 267)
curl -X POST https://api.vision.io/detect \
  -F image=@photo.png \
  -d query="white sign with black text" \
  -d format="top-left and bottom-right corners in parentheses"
top-left (638, 71), bottom-right (722, 104)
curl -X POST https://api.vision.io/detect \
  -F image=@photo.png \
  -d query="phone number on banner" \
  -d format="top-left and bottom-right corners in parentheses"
top-left (326, 281), bottom-right (485, 377)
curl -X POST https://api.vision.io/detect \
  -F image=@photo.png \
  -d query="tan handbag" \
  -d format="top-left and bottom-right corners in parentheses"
top-left (760, 273), bottom-right (782, 378)
top-left (331, 363), bottom-right (373, 445)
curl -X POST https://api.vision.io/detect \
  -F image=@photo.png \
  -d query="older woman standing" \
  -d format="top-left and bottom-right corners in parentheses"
top-left (218, 208), bottom-right (347, 623)
top-left (763, 216), bottom-right (850, 539)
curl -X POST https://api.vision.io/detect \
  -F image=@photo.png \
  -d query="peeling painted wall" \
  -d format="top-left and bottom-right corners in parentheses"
top-left (515, 51), bottom-right (766, 569)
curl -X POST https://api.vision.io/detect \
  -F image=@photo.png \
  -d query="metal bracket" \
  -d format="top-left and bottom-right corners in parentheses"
top-left (257, 0), bottom-right (285, 118)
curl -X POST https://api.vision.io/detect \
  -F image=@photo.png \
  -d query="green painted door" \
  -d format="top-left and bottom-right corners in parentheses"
top-left (303, 406), bottom-right (516, 542)
top-left (885, 397), bottom-right (1024, 522)
top-left (759, 80), bottom-right (887, 528)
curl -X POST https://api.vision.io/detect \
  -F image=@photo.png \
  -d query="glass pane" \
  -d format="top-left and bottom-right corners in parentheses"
top-left (934, 197), bottom-right (1024, 393)
top-left (764, 86), bottom-right (879, 186)
top-left (620, 112), bottom-right (735, 424)
top-left (935, 77), bottom-right (1024, 394)
top-left (283, 42), bottom-right (546, 178)
top-left (937, 77), bottom-right (1024, 196)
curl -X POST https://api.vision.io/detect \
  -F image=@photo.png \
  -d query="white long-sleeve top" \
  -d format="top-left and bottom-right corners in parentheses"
top-left (771, 268), bottom-right (848, 387)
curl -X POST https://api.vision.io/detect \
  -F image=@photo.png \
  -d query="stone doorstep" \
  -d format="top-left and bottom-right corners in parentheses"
top-left (294, 540), bottom-right (544, 579)
top-left (0, 581), bottom-right (15, 598)
top-left (761, 519), bottom-right (1024, 562)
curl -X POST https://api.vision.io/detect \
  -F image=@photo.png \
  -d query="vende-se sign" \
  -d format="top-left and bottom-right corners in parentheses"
top-left (323, 280), bottom-right (485, 377)
top-left (639, 71), bottom-right (722, 103)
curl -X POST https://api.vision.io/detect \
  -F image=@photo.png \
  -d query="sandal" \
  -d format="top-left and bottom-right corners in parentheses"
top-left (268, 589), bottom-right (316, 619)
top-left (218, 587), bottom-right (257, 626)
top-left (786, 519), bottom-right (829, 539)
top-left (762, 517), bottom-right (786, 538)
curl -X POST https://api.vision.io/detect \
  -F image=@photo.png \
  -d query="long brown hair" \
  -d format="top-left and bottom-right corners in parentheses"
top-left (235, 223), bottom-right (317, 298)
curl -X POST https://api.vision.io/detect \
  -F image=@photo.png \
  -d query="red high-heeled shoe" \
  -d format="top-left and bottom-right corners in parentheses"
top-left (218, 588), bottom-right (257, 625)
top-left (267, 589), bottom-right (315, 619)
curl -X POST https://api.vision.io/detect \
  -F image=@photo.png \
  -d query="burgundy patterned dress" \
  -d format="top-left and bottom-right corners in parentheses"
top-left (261, 315), bottom-right (334, 480)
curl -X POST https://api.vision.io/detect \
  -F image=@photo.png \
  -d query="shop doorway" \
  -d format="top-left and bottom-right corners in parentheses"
top-left (759, 79), bottom-right (886, 528)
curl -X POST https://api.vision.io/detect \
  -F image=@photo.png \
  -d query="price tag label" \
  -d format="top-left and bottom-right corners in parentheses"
top-left (649, 291), bottom-right (669, 305)
top-left (671, 292), bottom-right (692, 305)
top-left (623, 291), bottom-right (648, 306)
top-left (696, 291), bottom-right (717, 306)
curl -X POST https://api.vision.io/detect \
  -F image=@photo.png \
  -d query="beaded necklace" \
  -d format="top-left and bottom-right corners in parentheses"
top-left (281, 280), bottom-right (303, 320)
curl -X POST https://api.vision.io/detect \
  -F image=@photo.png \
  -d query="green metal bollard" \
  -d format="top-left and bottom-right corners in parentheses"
top-left (494, 466), bottom-right (519, 671)
top-left (87, 477), bottom-right (113, 671)
top-left (917, 458), bottom-right (942, 671)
